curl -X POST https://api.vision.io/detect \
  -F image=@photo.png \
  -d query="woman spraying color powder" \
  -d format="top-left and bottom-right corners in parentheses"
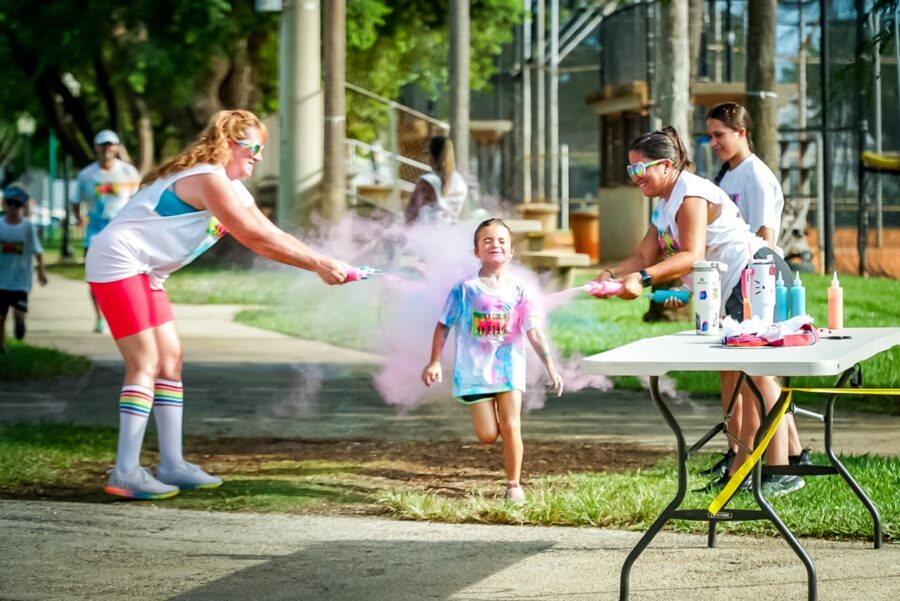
top-left (594, 126), bottom-right (803, 498)
top-left (86, 110), bottom-right (350, 500)
top-left (421, 218), bottom-right (563, 504)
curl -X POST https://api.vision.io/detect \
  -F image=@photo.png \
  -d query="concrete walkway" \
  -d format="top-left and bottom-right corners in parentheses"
top-left (2, 500), bottom-right (898, 601)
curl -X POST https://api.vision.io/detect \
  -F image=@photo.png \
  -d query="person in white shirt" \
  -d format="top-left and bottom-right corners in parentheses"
top-left (85, 110), bottom-right (350, 501)
top-left (705, 102), bottom-right (809, 478)
top-left (592, 126), bottom-right (803, 498)
top-left (707, 102), bottom-right (784, 251)
top-left (404, 136), bottom-right (468, 225)
top-left (74, 130), bottom-right (141, 333)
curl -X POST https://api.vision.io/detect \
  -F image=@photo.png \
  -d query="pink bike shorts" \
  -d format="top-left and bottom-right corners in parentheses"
top-left (89, 274), bottom-right (174, 340)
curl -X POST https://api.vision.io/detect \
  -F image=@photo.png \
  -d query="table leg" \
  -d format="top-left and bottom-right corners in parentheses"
top-left (707, 372), bottom-right (748, 549)
top-left (619, 376), bottom-right (687, 601)
top-left (823, 368), bottom-right (883, 548)
top-left (746, 376), bottom-right (817, 601)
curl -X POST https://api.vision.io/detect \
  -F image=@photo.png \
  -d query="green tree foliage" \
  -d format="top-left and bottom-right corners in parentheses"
top-left (0, 0), bottom-right (520, 170)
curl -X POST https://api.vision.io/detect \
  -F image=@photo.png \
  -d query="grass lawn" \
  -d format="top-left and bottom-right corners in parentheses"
top-left (0, 340), bottom-right (92, 381)
top-left (1, 422), bottom-right (896, 541)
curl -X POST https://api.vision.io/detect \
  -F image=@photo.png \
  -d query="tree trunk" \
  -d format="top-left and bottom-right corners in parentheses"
top-left (322, 0), bottom-right (346, 223)
top-left (449, 0), bottom-right (470, 177)
top-left (658, 0), bottom-right (691, 150)
top-left (224, 38), bottom-right (254, 109)
top-left (128, 95), bottom-right (155, 175)
top-left (746, 0), bottom-right (778, 171)
top-left (688, 0), bottom-right (702, 127)
top-left (646, 0), bottom-right (691, 324)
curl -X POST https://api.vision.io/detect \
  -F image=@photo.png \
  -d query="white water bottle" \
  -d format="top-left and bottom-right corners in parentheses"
top-left (692, 260), bottom-right (724, 335)
top-left (747, 256), bottom-right (776, 323)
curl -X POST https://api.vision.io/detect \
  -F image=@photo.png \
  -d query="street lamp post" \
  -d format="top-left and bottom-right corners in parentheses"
top-left (16, 112), bottom-right (36, 175)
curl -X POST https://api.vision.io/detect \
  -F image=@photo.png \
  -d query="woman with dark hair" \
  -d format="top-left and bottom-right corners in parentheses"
top-left (593, 125), bottom-right (803, 497)
top-left (704, 102), bottom-right (810, 478)
top-left (707, 102), bottom-right (784, 249)
top-left (404, 136), bottom-right (468, 224)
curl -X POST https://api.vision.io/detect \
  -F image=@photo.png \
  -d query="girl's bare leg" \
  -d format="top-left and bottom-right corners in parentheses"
top-left (495, 390), bottom-right (523, 485)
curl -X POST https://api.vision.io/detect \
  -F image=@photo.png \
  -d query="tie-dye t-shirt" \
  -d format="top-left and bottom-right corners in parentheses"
top-left (75, 159), bottom-right (141, 247)
top-left (439, 274), bottom-right (539, 398)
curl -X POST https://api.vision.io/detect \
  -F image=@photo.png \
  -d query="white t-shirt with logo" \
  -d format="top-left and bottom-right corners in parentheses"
top-left (652, 170), bottom-right (765, 313)
top-left (718, 153), bottom-right (784, 254)
top-left (85, 164), bottom-right (255, 288)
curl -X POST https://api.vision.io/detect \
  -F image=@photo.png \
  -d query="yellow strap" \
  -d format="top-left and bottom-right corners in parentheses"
top-left (707, 386), bottom-right (899, 514)
top-left (861, 151), bottom-right (900, 172)
top-left (708, 390), bottom-right (793, 514)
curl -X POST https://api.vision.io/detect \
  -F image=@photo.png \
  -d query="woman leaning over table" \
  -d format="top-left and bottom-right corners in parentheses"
top-left (593, 126), bottom-right (804, 498)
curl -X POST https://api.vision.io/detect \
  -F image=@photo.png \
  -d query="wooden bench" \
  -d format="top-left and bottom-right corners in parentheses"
top-left (516, 250), bottom-right (591, 290)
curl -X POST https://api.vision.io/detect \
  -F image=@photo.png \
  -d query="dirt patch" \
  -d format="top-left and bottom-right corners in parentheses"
top-left (192, 438), bottom-right (670, 497)
top-left (2, 438), bottom-right (670, 508)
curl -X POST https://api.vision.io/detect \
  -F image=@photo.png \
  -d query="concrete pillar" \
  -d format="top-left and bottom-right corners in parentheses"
top-left (278, 0), bottom-right (323, 229)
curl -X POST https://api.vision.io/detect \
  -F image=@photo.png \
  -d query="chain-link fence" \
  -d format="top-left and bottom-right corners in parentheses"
top-left (691, 0), bottom-right (900, 277)
top-left (344, 82), bottom-right (448, 216)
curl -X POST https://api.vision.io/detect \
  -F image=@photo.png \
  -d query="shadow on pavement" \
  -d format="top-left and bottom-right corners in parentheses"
top-left (168, 539), bottom-right (554, 601)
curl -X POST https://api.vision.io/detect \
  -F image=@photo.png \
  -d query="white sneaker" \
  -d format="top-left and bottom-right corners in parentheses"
top-left (505, 486), bottom-right (526, 504)
top-left (156, 462), bottom-right (223, 490)
top-left (105, 467), bottom-right (180, 500)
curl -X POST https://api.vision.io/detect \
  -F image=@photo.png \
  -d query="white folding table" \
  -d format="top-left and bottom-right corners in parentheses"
top-left (583, 327), bottom-right (900, 601)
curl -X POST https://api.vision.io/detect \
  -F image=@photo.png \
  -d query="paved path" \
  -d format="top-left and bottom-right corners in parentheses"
top-left (2, 500), bottom-right (898, 601)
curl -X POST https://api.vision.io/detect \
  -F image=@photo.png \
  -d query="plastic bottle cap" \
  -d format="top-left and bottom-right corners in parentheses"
top-left (776, 272), bottom-right (784, 286)
top-left (793, 271), bottom-right (802, 285)
top-left (831, 271), bottom-right (840, 287)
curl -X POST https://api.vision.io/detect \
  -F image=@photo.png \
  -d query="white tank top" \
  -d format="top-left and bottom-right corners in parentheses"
top-left (651, 170), bottom-right (764, 312)
top-left (420, 171), bottom-right (467, 224)
top-left (85, 164), bottom-right (255, 288)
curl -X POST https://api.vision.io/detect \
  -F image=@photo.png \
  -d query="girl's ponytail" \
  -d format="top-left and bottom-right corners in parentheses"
top-left (660, 126), bottom-right (695, 173)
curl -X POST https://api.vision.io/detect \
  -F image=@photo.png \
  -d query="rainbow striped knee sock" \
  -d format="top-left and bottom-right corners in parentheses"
top-left (115, 385), bottom-right (154, 475)
top-left (153, 379), bottom-right (184, 472)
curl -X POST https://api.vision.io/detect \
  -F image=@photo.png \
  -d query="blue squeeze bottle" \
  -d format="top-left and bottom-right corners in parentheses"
top-left (774, 272), bottom-right (789, 321)
top-left (789, 271), bottom-right (806, 318)
top-left (645, 289), bottom-right (691, 304)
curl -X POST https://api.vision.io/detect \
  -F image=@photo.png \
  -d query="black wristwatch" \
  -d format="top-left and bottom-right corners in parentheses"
top-left (639, 269), bottom-right (653, 288)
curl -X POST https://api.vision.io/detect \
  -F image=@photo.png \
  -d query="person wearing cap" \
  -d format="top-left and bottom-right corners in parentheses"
top-left (0, 186), bottom-right (48, 353)
top-left (74, 130), bottom-right (141, 333)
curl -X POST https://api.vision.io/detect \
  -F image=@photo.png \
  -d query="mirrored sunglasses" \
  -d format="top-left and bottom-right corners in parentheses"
top-left (626, 159), bottom-right (665, 178)
top-left (236, 140), bottom-right (265, 156)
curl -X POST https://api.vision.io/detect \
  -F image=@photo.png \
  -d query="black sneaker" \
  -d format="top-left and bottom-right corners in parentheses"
top-left (789, 449), bottom-right (813, 466)
top-left (700, 449), bottom-right (735, 477)
top-left (693, 472), bottom-right (750, 494)
top-left (13, 316), bottom-right (25, 340)
top-left (761, 474), bottom-right (805, 497)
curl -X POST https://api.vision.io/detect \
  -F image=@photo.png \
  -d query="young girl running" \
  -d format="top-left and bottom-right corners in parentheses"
top-left (704, 102), bottom-right (809, 478)
top-left (421, 218), bottom-right (563, 503)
